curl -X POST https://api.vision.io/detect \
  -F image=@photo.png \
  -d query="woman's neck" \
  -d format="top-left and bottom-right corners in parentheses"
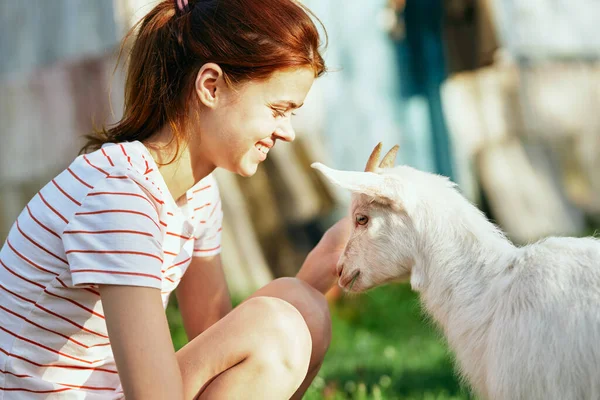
top-left (143, 127), bottom-right (210, 204)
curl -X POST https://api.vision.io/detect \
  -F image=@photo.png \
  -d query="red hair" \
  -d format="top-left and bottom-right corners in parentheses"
top-left (82, 0), bottom-right (327, 156)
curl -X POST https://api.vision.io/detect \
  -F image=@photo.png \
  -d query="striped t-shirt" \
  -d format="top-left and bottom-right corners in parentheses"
top-left (0, 141), bottom-right (223, 399)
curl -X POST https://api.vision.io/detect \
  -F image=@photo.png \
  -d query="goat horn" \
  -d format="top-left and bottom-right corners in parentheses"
top-left (365, 142), bottom-right (382, 172)
top-left (379, 145), bottom-right (400, 169)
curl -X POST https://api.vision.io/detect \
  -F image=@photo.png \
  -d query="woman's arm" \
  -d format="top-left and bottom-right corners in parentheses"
top-left (175, 217), bottom-right (348, 342)
top-left (176, 255), bottom-right (232, 341)
top-left (99, 285), bottom-right (184, 400)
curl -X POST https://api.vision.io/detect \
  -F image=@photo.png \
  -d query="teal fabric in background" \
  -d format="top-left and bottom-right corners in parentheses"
top-left (302, 0), bottom-right (456, 182)
top-left (396, 0), bottom-right (456, 182)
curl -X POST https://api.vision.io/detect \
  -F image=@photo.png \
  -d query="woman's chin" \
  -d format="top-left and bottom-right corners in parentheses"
top-left (235, 161), bottom-right (259, 178)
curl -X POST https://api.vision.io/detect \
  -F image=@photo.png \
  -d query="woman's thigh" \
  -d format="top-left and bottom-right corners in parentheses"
top-left (175, 277), bottom-right (329, 399)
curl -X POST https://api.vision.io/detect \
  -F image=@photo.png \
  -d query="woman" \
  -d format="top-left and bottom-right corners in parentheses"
top-left (0, 0), bottom-right (350, 398)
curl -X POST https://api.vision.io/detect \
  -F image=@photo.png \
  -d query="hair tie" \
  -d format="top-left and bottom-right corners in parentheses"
top-left (175, 0), bottom-right (190, 13)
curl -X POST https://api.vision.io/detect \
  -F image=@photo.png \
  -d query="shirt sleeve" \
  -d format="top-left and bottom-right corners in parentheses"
top-left (192, 176), bottom-right (223, 258)
top-left (62, 175), bottom-right (164, 289)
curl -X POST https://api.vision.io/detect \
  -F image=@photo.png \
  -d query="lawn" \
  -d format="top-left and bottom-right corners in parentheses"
top-left (166, 283), bottom-right (474, 399)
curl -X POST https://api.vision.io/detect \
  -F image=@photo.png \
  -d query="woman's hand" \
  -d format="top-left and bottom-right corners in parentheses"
top-left (296, 217), bottom-right (352, 294)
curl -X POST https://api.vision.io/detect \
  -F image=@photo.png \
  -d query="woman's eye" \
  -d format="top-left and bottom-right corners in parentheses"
top-left (272, 108), bottom-right (296, 118)
top-left (355, 214), bottom-right (369, 226)
top-left (272, 109), bottom-right (286, 118)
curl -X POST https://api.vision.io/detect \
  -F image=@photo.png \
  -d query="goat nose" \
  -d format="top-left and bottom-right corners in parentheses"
top-left (336, 264), bottom-right (344, 277)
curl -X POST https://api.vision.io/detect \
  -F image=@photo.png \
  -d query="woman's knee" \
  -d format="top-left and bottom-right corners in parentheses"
top-left (250, 278), bottom-right (332, 362)
top-left (241, 296), bottom-right (312, 378)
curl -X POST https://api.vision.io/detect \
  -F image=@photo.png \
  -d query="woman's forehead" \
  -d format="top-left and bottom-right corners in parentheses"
top-left (245, 67), bottom-right (315, 99)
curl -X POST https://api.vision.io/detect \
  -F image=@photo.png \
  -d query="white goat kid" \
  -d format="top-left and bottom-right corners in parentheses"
top-left (312, 143), bottom-right (600, 400)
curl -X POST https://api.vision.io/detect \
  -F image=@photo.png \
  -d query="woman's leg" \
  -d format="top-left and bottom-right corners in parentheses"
top-left (176, 277), bottom-right (332, 399)
top-left (245, 277), bottom-right (332, 399)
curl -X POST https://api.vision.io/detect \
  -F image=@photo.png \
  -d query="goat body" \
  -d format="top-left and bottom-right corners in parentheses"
top-left (312, 149), bottom-right (600, 400)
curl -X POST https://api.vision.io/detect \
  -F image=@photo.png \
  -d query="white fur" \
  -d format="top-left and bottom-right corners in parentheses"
top-left (312, 162), bottom-right (600, 400)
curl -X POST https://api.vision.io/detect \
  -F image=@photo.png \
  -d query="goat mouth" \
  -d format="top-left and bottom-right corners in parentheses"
top-left (340, 270), bottom-right (361, 290)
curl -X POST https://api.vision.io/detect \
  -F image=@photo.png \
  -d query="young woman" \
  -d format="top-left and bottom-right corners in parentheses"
top-left (0, 0), bottom-right (351, 398)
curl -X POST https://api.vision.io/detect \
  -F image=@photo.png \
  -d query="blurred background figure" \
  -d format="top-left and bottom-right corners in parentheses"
top-left (1, 0), bottom-right (599, 398)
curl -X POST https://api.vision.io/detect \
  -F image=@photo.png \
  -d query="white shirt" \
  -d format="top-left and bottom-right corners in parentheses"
top-left (0, 141), bottom-right (222, 398)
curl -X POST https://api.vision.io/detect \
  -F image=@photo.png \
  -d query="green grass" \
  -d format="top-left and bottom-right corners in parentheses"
top-left (167, 283), bottom-right (473, 400)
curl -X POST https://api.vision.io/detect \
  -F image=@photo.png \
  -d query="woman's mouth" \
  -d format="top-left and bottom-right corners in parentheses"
top-left (255, 143), bottom-right (270, 161)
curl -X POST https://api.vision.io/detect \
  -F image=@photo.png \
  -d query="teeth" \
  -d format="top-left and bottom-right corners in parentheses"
top-left (256, 144), bottom-right (269, 154)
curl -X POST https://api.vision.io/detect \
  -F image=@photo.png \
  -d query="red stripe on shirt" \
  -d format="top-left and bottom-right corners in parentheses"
top-left (6, 239), bottom-right (58, 276)
top-left (2, 380), bottom-right (119, 392)
top-left (0, 370), bottom-right (31, 378)
top-left (130, 178), bottom-right (165, 205)
top-left (101, 148), bottom-right (115, 167)
top-left (193, 185), bottom-right (211, 194)
top-left (0, 258), bottom-right (45, 289)
top-left (194, 203), bottom-right (211, 212)
top-left (71, 269), bottom-right (162, 281)
top-left (74, 209), bottom-right (161, 232)
top-left (63, 229), bottom-right (154, 238)
top-left (83, 154), bottom-right (109, 176)
top-left (194, 245), bottom-right (221, 252)
top-left (0, 284), bottom-right (109, 339)
top-left (0, 347), bottom-right (117, 374)
top-left (104, 176), bottom-right (163, 206)
top-left (142, 154), bottom-right (153, 175)
top-left (38, 192), bottom-right (68, 224)
top-left (167, 232), bottom-right (192, 240)
top-left (0, 387), bottom-right (72, 394)
top-left (65, 250), bottom-right (163, 263)
top-left (0, 306), bottom-right (110, 350)
top-left (43, 289), bottom-right (105, 319)
top-left (26, 205), bottom-right (59, 238)
top-left (88, 191), bottom-right (158, 213)
top-left (55, 382), bottom-right (117, 391)
top-left (162, 257), bottom-right (191, 273)
top-left (67, 167), bottom-right (93, 189)
top-left (0, 326), bottom-right (106, 364)
top-left (56, 277), bottom-right (100, 296)
top-left (119, 143), bottom-right (134, 168)
top-left (210, 199), bottom-right (221, 218)
top-left (15, 219), bottom-right (68, 264)
top-left (51, 179), bottom-right (81, 206)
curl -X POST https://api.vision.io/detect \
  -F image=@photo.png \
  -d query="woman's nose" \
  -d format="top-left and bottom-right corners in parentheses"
top-left (274, 119), bottom-right (296, 142)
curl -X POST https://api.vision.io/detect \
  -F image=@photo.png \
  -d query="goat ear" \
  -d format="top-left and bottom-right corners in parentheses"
top-left (311, 162), bottom-right (399, 203)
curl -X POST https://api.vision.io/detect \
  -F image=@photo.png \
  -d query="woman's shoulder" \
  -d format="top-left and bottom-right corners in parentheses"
top-left (59, 141), bottom-right (167, 208)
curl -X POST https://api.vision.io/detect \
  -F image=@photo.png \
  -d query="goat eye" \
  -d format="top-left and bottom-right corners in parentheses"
top-left (355, 214), bottom-right (369, 226)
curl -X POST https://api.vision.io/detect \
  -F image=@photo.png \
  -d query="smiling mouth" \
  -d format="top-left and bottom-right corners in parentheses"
top-left (255, 143), bottom-right (271, 155)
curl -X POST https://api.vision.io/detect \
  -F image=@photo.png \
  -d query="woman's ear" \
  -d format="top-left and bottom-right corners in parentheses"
top-left (195, 63), bottom-right (224, 108)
